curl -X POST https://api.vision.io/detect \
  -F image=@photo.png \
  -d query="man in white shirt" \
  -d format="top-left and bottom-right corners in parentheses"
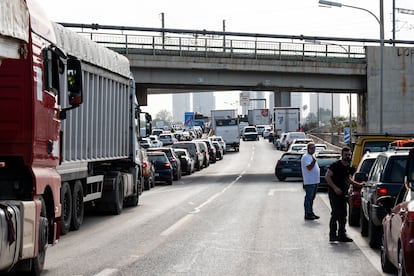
top-left (301, 142), bottom-right (320, 220)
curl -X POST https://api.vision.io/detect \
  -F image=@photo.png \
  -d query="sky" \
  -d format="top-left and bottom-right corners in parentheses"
top-left (36, 0), bottom-right (414, 117)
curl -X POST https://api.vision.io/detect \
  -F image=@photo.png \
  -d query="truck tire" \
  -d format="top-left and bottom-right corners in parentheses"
top-left (30, 196), bottom-right (48, 276)
top-left (71, 180), bottom-right (84, 231)
top-left (111, 173), bottom-right (124, 215)
top-left (60, 182), bottom-right (72, 235)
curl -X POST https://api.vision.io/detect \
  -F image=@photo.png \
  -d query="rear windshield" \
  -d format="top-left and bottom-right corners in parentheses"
top-left (359, 159), bottom-right (376, 174)
top-left (383, 156), bottom-right (408, 183)
top-left (281, 154), bottom-right (302, 162)
top-left (148, 154), bottom-right (167, 162)
top-left (363, 141), bottom-right (390, 153)
top-left (173, 143), bottom-right (196, 152)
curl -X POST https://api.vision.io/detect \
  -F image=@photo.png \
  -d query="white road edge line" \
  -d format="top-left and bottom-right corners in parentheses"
top-left (160, 173), bottom-right (243, 236)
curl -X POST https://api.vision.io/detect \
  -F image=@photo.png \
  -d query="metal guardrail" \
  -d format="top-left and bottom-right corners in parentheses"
top-left (72, 29), bottom-right (366, 62)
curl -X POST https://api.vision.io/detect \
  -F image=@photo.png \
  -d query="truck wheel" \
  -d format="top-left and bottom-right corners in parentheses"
top-left (71, 180), bottom-right (84, 231)
top-left (30, 196), bottom-right (48, 276)
top-left (112, 174), bottom-right (124, 215)
top-left (60, 182), bottom-right (72, 235)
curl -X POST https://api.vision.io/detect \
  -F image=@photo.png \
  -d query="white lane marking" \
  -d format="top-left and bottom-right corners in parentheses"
top-left (318, 194), bottom-right (382, 275)
top-left (160, 214), bottom-right (194, 236)
top-left (160, 173), bottom-right (243, 236)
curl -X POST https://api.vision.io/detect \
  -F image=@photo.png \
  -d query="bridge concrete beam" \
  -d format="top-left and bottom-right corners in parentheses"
top-left (129, 54), bottom-right (366, 93)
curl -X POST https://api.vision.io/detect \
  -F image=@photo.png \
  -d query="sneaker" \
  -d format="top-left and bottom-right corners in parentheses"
top-left (338, 236), bottom-right (353, 242)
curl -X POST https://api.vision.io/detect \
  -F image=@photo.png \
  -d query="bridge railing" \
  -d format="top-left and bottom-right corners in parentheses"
top-left (77, 31), bottom-right (366, 62)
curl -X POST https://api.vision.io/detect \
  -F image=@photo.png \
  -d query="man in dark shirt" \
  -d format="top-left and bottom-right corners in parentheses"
top-left (325, 146), bottom-right (359, 242)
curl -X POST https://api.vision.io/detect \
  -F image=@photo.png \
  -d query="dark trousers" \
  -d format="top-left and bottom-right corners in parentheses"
top-left (328, 193), bottom-right (348, 237)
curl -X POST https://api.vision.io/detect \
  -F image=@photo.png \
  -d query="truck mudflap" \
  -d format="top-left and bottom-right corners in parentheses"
top-left (0, 203), bottom-right (21, 271)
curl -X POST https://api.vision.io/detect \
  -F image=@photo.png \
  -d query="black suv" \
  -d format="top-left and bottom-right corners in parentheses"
top-left (358, 148), bottom-right (409, 248)
top-left (147, 147), bottom-right (181, 180)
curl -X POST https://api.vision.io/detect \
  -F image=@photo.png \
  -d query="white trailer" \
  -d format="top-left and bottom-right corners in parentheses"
top-left (273, 107), bottom-right (300, 137)
top-left (248, 109), bottom-right (270, 126)
top-left (215, 118), bottom-right (240, 152)
top-left (54, 23), bottom-right (142, 235)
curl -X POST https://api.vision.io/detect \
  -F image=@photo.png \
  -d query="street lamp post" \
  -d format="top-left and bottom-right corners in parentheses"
top-left (319, 0), bottom-right (384, 133)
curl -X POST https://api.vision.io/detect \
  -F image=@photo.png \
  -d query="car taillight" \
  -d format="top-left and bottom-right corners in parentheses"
top-left (407, 211), bottom-right (414, 222)
top-left (142, 162), bottom-right (148, 168)
top-left (164, 163), bottom-right (171, 168)
top-left (171, 158), bottom-right (177, 162)
top-left (377, 187), bottom-right (388, 197)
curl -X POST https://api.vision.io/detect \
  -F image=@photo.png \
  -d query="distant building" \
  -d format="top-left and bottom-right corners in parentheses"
top-left (172, 93), bottom-right (191, 123)
top-left (193, 92), bottom-right (215, 116)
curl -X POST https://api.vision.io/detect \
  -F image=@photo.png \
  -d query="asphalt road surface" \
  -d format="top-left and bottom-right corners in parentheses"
top-left (43, 138), bottom-right (388, 276)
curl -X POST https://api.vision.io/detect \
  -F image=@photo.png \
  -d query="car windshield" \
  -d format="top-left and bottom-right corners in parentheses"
top-left (316, 155), bottom-right (340, 167)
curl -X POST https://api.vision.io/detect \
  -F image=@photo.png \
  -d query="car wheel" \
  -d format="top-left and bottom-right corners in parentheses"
top-left (381, 234), bottom-right (396, 273)
top-left (368, 216), bottom-right (382, 248)
top-left (360, 208), bottom-right (368, 237)
top-left (348, 205), bottom-right (360, 227)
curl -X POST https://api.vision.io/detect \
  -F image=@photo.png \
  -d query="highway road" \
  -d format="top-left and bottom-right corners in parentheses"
top-left (43, 139), bottom-right (387, 276)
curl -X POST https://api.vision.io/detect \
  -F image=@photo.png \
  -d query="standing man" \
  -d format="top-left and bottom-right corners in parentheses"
top-left (325, 146), bottom-right (359, 242)
top-left (301, 142), bottom-right (320, 220)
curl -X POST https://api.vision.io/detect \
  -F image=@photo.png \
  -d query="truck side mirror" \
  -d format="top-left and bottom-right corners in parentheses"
top-left (67, 58), bottom-right (83, 106)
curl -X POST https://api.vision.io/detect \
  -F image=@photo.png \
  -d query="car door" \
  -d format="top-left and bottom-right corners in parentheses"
top-left (362, 155), bottom-right (386, 218)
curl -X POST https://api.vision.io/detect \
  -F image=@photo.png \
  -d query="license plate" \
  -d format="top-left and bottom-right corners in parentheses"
top-left (155, 173), bottom-right (159, 176)
top-left (282, 168), bottom-right (292, 173)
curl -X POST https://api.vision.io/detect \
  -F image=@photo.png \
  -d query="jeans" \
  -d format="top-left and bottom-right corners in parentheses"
top-left (304, 184), bottom-right (318, 216)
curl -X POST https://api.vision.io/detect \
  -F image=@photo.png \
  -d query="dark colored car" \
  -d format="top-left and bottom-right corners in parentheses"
top-left (360, 149), bottom-right (409, 248)
top-left (275, 151), bottom-right (304, 181)
top-left (348, 151), bottom-right (380, 226)
top-left (172, 141), bottom-right (203, 171)
top-left (315, 150), bottom-right (341, 190)
top-left (147, 152), bottom-right (173, 185)
top-left (174, 148), bottom-right (194, 175)
top-left (147, 147), bottom-right (181, 181)
top-left (380, 183), bottom-right (414, 276)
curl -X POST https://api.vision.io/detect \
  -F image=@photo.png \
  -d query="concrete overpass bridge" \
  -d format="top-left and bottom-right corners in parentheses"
top-left (61, 23), bottom-right (414, 134)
